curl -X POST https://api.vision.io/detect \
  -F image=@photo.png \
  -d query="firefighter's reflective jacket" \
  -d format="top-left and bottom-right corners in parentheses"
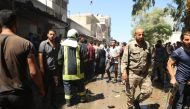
top-left (58, 41), bottom-right (87, 81)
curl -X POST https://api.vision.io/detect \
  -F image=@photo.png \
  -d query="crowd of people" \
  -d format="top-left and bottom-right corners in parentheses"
top-left (151, 40), bottom-right (181, 87)
top-left (0, 9), bottom-right (190, 109)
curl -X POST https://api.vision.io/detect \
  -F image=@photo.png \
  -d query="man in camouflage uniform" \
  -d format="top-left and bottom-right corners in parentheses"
top-left (121, 28), bottom-right (152, 109)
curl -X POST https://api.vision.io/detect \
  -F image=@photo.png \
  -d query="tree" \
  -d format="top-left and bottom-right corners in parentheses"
top-left (132, 0), bottom-right (155, 15)
top-left (132, 0), bottom-right (190, 31)
top-left (132, 8), bottom-right (172, 45)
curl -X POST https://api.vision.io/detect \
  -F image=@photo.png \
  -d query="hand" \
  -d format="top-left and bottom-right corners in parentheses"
top-left (53, 76), bottom-right (59, 87)
top-left (122, 72), bottom-right (128, 80)
top-left (40, 69), bottom-right (45, 76)
top-left (170, 77), bottom-right (177, 87)
top-left (187, 80), bottom-right (190, 85)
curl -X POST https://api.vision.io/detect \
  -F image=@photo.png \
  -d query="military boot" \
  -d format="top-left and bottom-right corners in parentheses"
top-left (80, 96), bottom-right (87, 103)
top-left (133, 100), bottom-right (141, 109)
top-left (65, 99), bottom-right (72, 107)
top-left (128, 106), bottom-right (134, 109)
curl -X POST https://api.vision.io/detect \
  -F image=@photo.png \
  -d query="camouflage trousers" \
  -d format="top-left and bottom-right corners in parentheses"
top-left (126, 71), bottom-right (153, 106)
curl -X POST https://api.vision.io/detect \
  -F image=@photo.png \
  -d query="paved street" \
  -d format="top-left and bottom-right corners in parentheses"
top-left (61, 76), bottom-right (168, 109)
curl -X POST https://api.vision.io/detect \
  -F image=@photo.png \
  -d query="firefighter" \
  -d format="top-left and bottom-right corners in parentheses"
top-left (58, 29), bottom-right (87, 106)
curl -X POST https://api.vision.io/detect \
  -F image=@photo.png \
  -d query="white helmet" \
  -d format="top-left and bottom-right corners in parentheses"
top-left (67, 29), bottom-right (78, 38)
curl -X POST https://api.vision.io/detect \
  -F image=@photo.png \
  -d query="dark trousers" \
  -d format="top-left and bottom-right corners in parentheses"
top-left (0, 90), bottom-right (33, 109)
top-left (106, 61), bottom-right (118, 80)
top-left (86, 61), bottom-right (95, 81)
top-left (172, 83), bottom-right (190, 109)
top-left (63, 79), bottom-right (85, 103)
top-left (43, 70), bottom-right (57, 105)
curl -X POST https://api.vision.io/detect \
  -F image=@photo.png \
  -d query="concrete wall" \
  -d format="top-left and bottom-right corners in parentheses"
top-left (69, 13), bottom-right (99, 36)
top-left (69, 20), bottom-right (91, 36)
top-left (165, 31), bottom-right (181, 44)
top-left (95, 15), bottom-right (111, 42)
top-left (35, 0), bottom-right (68, 22)
top-left (16, 0), bottom-right (68, 22)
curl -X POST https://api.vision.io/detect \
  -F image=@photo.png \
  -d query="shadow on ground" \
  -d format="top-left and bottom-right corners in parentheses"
top-left (86, 89), bottom-right (105, 103)
top-left (63, 89), bottom-right (105, 107)
top-left (152, 80), bottom-right (171, 93)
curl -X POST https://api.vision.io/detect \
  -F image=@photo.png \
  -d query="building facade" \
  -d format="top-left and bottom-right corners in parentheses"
top-left (164, 15), bottom-right (181, 44)
top-left (67, 18), bottom-right (95, 41)
top-left (95, 14), bottom-right (111, 42)
top-left (0, 0), bottom-right (68, 41)
top-left (69, 13), bottom-right (111, 42)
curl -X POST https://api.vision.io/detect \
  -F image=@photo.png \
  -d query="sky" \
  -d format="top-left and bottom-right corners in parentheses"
top-left (68, 0), bottom-right (172, 43)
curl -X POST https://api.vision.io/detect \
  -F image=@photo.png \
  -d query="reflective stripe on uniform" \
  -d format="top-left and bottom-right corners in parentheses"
top-left (63, 46), bottom-right (84, 80)
top-left (64, 46), bottom-right (68, 75)
top-left (65, 94), bottom-right (72, 99)
top-left (76, 45), bottom-right (80, 75)
top-left (78, 91), bottom-right (86, 96)
top-left (63, 73), bottom-right (84, 80)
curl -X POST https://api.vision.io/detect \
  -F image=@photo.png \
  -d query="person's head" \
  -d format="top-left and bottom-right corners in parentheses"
top-left (67, 28), bottom-right (78, 40)
top-left (134, 28), bottom-right (144, 43)
top-left (79, 34), bottom-right (85, 43)
top-left (89, 40), bottom-right (93, 45)
top-left (176, 41), bottom-right (182, 47)
top-left (157, 40), bottom-right (162, 44)
top-left (173, 43), bottom-right (176, 46)
top-left (181, 31), bottom-right (190, 49)
top-left (104, 44), bottom-right (107, 48)
top-left (111, 39), bottom-right (116, 47)
top-left (156, 40), bottom-right (162, 47)
top-left (156, 40), bottom-right (162, 48)
top-left (93, 42), bottom-right (97, 46)
top-left (122, 42), bottom-right (126, 47)
top-left (0, 9), bottom-right (17, 33)
top-left (47, 29), bottom-right (56, 41)
top-left (97, 42), bottom-right (100, 46)
top-left (116, 41), bottom-right (119, 46)
top-left (168, 42), bottom-right (171, 45)
top-left (84, 39), bottom-right (87, 44)
top-left (99, 44), bottom-right (104, 49)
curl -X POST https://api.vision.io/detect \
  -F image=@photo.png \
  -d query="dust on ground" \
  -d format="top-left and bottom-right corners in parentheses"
top-left (61, 76), bottom-right (169, 109)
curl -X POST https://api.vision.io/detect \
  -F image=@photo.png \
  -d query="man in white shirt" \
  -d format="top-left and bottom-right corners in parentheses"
top-left (105, 40), bottom-right (120, 83)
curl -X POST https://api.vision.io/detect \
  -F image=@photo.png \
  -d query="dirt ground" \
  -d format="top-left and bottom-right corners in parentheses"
top-left (61, 75), bottom-right (169, 109)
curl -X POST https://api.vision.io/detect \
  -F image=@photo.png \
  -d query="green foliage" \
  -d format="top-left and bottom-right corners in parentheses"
top-left (165, 0), bottom-right (190, 31)
top-left (132, 0), bottom-right (155, 15)
top-left (132, 8), bottom-right (172, 45)
top-left (132, 0), bottom-right (190, 31)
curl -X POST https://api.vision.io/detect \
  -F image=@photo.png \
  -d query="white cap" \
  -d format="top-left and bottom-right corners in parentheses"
top-left (67, 29), bottom-right (78, 38)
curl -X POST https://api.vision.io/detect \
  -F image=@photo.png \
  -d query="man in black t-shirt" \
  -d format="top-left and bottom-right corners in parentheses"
top-left (0, 10), bottom-right (45, 109)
